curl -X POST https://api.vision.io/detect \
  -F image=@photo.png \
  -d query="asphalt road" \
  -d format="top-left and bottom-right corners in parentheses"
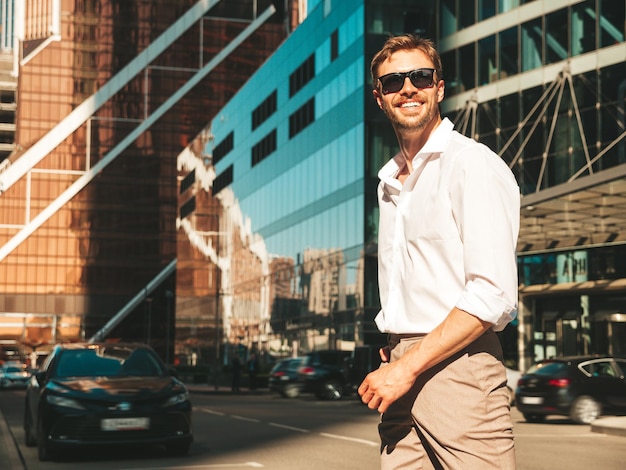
top-left (1, 388), bottom-right (625, 469)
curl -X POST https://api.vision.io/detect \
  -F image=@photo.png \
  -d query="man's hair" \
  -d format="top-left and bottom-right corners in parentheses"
top-left (370, 34), bottom-right (443, 87)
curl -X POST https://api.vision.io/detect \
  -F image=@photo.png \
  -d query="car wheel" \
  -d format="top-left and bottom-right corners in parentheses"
top-left (23, 408), bottom-right (36, 447)
top-left (316, 380), bottom-right (343, 400)
top-left (570, 395), bottom-right (602, 424)
top-left (37, 422), bottom-right (54, 462)
top-left (165, 440), bottom-right (191, 457)
top-left (522, 413), bottom-right (546, 423)
top-left (282, 384), bottom-right (300, 399)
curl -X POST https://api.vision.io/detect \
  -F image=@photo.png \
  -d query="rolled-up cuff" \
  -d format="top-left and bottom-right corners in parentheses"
top-left (456, 280), bottom-right (517, 332)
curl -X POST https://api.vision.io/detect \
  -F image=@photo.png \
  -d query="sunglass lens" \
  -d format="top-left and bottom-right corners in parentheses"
top-left (381, 74), bottom-right (404, 94)
top-left (409, 69), bottom-right (433, 88)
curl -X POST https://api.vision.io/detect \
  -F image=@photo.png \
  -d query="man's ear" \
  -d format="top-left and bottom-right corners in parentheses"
top-left (437, 80), bottom-right (445, 103)
top-left (373, 89), bottom-right (383, 109)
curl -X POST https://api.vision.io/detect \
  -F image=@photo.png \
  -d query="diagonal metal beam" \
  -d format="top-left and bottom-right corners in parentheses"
top-left (89, 259), bottom-right (177, 342)
top-left (0, 5), bottom-right (276, 263)
top-left (0, 0), bottom-right (221, 194)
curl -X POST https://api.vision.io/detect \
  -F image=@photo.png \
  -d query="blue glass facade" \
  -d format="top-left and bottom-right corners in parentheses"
top-left (203, 0), bottom-right (626, 366)
top-left (209, 2), bottom-right (375, 353)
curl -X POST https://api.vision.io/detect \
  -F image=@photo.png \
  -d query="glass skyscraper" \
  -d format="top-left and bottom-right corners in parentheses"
top-left (192, 0), bottom-right (626, 369)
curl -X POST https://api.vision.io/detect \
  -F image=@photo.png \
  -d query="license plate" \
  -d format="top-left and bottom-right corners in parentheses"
top-left (101, 417), bottom-right (150, 431)
top-left (521, 396), bottom-right (543, 405)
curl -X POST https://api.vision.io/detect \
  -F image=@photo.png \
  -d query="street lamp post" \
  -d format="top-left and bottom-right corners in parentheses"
top-left (214, 229), bottom-right (220, 390)
top-left (165, 290), bottom-right (173, 365)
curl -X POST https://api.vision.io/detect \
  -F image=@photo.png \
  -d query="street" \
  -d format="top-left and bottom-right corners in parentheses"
top-left (1, 388), bottom-right (625, 469)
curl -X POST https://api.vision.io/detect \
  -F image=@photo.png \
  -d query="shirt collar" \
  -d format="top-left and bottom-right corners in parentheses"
top-left (378, 117), bottom-right (454, 188)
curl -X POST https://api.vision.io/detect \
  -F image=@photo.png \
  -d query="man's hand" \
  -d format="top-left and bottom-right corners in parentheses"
top-left (357, 357), bottom-right (417, 413)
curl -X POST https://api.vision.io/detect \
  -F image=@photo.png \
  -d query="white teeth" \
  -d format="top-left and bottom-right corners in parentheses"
top-left (401, 102), bottom-right (421, 108)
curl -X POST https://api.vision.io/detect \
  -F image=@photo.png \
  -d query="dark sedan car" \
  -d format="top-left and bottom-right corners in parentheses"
top-left (0, 362), bottom-right (31, 389)
top-left (268, 357), bottom-right (304, 398)
top-left (298, 350), bottom-right (352, 400)
top-left (24, 342), bottom-right (192, 461)
top-left (515, 355), bottom-right (626, 424)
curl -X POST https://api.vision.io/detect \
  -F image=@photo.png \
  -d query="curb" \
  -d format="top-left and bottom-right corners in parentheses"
top-left (591, 417), bottom-right (626, 438)
top-left (0, 407), bottom-right (24, 470)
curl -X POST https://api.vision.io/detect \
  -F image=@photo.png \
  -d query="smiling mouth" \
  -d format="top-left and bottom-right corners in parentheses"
top-left (400, 101), bottom-right (422, 109)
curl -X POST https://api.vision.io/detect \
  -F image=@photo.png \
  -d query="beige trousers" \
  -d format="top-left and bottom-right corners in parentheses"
top-left (379, 330), bottom-right (516, 470)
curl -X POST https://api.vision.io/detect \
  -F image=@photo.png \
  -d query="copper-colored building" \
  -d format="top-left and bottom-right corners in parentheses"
top-left (0, 0), bottom-right (288, 363)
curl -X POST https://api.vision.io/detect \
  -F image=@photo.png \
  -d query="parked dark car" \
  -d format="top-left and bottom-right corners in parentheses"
top-left (0, 362), bottom-right (31, 389)
top-left (515, 355), bottom-right (626, 424)
top-left (298, 350), bottom-right (352, 400)
top-left (24, 342), bottom-right (192, 461)
top-left (268, 357), bottom-right (304, 398)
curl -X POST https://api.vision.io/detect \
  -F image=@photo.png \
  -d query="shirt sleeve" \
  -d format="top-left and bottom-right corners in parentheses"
top-left (451, 142), bottom-right (520, 331)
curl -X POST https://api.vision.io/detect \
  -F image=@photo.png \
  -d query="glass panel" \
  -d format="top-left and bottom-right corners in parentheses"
top-left (521, 18), bottom-right (542, 72)
top-left (599, 63), bottom-right (626, 165)
top-left (441, 50), bottom-right (458, 97)
top-left (459, 43), bottom-right (476, 92)
top-left (459, 0), bottom-right (476, 30)
top-left (545, 9), bottom-right (569, 64)
top-left (499, 93), bottom-right (519, 162)
top-left (440, 0), bottom-right (456, 37)
top-left (478, 35), bottom-right (496, 85)
top-left (520, 85), bottom-right (545, 194)
top-left (498, 0), bottom-right (520, 14)
top-left (499, 26), bottom-right (518, 79)
top-left (599, 0), bottom-right (625, 47)
top-left (477, 99), bottom-right (497, 150)
top-left (571, 0), bottom-right (597, 56)
top-left (478, 0), bottom-right (496, 21)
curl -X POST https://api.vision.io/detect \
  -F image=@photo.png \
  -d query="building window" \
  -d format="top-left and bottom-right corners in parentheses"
top-left (478, 35), bottom-right (496, 85)
top-left (213, 165), bottom-right (233, 195)
top-left (251, 129), bottom-right (277, 166)
top-left (180, 169), bottom-right (195, 194)
top-left (331, 29), bottom-right (339, 61)
top-left (289, 54), bottom-right (315, 97)
top-left (213, 131), bottom-right (234, 164)
top-left (599, 0), bottom-right (625, 48)
top-left (289, 98), bottom-right (315, 138)
top-left (180, 196), bottom-right (196, 219)
top-left (499, 26), bottom-right (519, 79)
top-left (459, 43), bottom-right (476, 91)
top-left (545, 9), bottom-right (568, 64)
top-left (479, 0), bottom-right (496, 21)
top-left (252, 90), bottom-right (277, 130)
top-left (521, 18), bottom-right (542, 72)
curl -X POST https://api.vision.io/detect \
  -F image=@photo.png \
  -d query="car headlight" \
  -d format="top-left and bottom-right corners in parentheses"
top-left (46, 394), bottom-right (86, 410)
top-left (163, 391), bottom-right (189, 408)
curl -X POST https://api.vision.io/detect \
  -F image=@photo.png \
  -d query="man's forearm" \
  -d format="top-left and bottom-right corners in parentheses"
top-left (400, 307), bottom-right (493, 378)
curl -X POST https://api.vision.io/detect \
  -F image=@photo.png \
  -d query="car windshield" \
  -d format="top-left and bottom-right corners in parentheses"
top-left (526, 361), bottom-right (569, 376)
top-left (54, 347), bottom-right (166, 378)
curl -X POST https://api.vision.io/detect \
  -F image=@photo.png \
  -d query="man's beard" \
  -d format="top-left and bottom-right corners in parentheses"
top-left (382, 100), bottom-right (436, 131)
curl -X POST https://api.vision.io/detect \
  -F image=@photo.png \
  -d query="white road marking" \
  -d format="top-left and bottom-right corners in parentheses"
top-left (319, 432), bottom-right (378, 447)
top-left (232, 415), bottom-right (261, 423)
top-left (268, 422), bottom-right (309, 433)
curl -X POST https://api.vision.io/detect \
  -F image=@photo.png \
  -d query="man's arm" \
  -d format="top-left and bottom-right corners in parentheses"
top-left (358, 307), bottom-right (492, 413)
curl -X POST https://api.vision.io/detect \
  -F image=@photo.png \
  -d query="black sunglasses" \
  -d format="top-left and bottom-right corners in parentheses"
top-left (378, 68), bottom-right (435, 94)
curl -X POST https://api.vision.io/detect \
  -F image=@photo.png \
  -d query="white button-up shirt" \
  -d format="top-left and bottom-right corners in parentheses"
top-left (375, 118), bottom-right (520, 334)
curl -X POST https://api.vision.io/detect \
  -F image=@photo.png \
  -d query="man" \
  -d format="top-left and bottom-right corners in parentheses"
top-left (358, 34), bottom-right (519, 470)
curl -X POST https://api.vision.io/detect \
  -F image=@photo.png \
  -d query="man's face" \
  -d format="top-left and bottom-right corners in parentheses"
top-left (373, 49), bottom-right (444, 132)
